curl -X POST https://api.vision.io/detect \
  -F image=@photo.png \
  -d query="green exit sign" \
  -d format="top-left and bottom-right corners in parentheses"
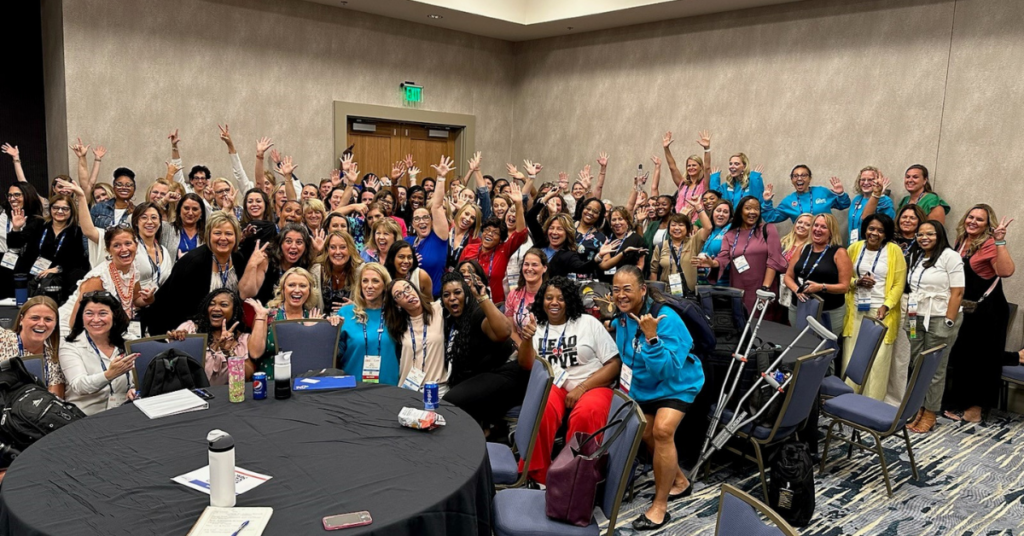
top-left (402, 82), bottom-right (422, 105)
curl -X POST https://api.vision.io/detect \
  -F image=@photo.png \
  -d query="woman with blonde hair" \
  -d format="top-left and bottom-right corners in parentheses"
top-left (336, 263), bottom-right (398, 385)
top-left (709, 152), bottom-right (764, 208)
top-left (311, 231), bottom-right (362, 313)
top-left (301, 198), bottom-right (326, 235)
top-left (362, 217), bottom-right (401, 264)
top-left (210, 177), bottom-right (241, 219)
top-left (783, 213), bottom-right (852, 337)
top-left (943, 204), bottom-right (1017, 423)
top-left (781, 213), bottom-right (814, 263)
top-left (662, 131), bottom-right (711, 213)
top-left (847, 166), bottom-right (895, 243)
top-left (0, 296), bottom-right (66, 396)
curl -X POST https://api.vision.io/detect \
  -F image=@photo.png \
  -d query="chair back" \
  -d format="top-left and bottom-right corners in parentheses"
top-left (715, 484), bottom-right (798, 536)
top-left (599, 391), bottom-right (647, 531)
top-left (272, 319), bottom-right (342, 375)
top-left (844, 316), bottom-right (887, 384)
top-left (127, 334), bottom-right (208, 387)
top-left (793, 294), bottom-right (824, 331)
top-left (20, 354), bottom-right (46, 385)
top-left (775, 350), bottom-right (836, 431)
top-left (514, 359), bottom-right (553, 464)
top-left (895, 345), bottom-right (946, 428)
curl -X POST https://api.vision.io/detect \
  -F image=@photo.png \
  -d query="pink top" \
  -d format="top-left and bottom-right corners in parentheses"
top-left (674, 180), bottom-right (707, 213)
top-left (505, 287), bottom-right (538, 338)
top-left (715, 224), bottom-right (788, 313)
top-left (175, 321), bottom-right (251, 386)
top-left (961, 237), bottom-right (999, 280)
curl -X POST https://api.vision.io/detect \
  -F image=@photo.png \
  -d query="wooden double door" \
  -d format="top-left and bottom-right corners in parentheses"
top-left (346, 120), bottom-right (459, 186)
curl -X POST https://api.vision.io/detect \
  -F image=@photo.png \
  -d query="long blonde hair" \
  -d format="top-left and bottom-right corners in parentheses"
top-left (316, 231), bottom-right (363, 292)
top-left (13, 297), bottom-right (61, 363)
top-left (268, 267), bottom-right (322, 311)
top-left (352, 263), bottom-right (392, 324)
top-left (781, 213), bottom-right (814, 252)
top-left (684, 155), bottom-right (706, 186)
top-left (955, 203), bottom-right (998, 257)
top-left (724, 153), bottom-right (751, 189)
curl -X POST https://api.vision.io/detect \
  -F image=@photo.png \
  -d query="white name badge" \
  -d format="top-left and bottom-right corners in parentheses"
top-left (733, 255), bottom-right (750, 273)
top-left (907, 297), bottom-right (918, 317)
top-left (778, 274), bottom-right (793, 308)
top-left (551, 363), bottom-right (568, 389)
top-left (107, 394), bottom-right (123, 410)
top-left (363, 355), bottom-right (381, 383)
top-left (619, 364), bottom-right (633, 394)
top-left (856, 287), bottom-right (871, 312)
top-left (1, 251), bottom-right (18, 270)
top-left (402, 367), bottom-right (426, 392)
top-left (605, 267), bottom-right (617, 276)
top-left (127, 321), bottom-right (143, 341)
top-left (30, 257), bottom-right (52, 276)
top-left (669, 273), bottom-right (684, 296)
top-left (849, 229), bottom-right (859, 242)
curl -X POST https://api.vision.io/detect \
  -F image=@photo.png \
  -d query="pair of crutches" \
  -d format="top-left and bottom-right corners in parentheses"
top-left (687, 290), bottom-right (837, 479)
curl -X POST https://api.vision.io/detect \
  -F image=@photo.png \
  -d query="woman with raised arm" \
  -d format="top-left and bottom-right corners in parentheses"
top-left (663, 131), bottom-right (710, 213)
top-left (0, 297), bottom-right (66, 397)
top-left (459, 182), bottom-right (529, 303)
top-left (447, 203), bottom-right (482, 272)
top-left (405, 156), bottom-right (455, 298)
top-left (1, 182), bottom-right (46, 298)
top-left (167, 289), bottom-right (251, 384)
top-left (943, 205), bottom-right (1016, 424)
top-left (761, 165), bottom-right (851, 224)
top-left (311, 231), bottom-right (362, 314)
top-left (709, 153), bottom-right (764, 208)
top-left (783, 213), bottom-right (853, 336)
top-left (848, 167), bottom-right (895, 243)
top-left (336, 263), bottom-right (398, 385)
top-left (898, 164), bottom-right (950, 225)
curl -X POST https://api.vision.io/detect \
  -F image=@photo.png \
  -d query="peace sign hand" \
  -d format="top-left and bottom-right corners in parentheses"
top-left (629, 313), bottom-right (666, 340)
top-left (994, 217), bottom-right (1014, 241)
top-left (651, 154), bottom-right (661, 167)
top-left (249, 239), bottom-right (270, 268)
top-left (217, 322), bottom-right (240, 353)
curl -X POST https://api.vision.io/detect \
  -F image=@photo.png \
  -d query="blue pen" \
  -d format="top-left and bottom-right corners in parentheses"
top-left (230, 520), bottom-right (249, 536)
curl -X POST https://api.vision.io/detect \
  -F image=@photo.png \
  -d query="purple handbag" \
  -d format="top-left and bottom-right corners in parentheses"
top-left (545, 401), bottom-right (634, 526)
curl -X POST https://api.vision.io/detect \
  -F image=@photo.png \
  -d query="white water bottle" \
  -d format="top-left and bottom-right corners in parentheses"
top-left (207, 429), bottom-right (236, 507)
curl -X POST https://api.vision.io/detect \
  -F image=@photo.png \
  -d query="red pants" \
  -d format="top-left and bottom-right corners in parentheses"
top-left (523, 386), bottom-right (613, 485)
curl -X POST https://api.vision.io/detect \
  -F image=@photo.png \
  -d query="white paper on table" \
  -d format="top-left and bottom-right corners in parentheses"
top-left (172, 466), bottom-right (272, 496)
top-left (187, 506), bottom-right (273, 536)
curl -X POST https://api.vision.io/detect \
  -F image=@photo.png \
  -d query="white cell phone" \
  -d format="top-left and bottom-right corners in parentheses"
top-left (323, 511), bottom-right (372, 530)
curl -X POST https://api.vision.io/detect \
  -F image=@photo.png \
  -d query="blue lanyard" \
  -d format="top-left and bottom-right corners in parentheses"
top-left (850, 196), bottom-right (867, 229)
top-left (669, 240), bottom-right (687, 274)
top-left (624, 318), bottom-right (644, 368)
top-left (541, 323), bottom-right (568, 359)
top-left (800, 245), bottom-right (831, 280)
top-left (729, 228), bottom-right (756, 259)
top-left (86, 334), bottom-right (121, 396)
top-left (795, 192), bottom-right (811, 215)
top-left (408, 322), bottom-right (428, 369)
top-left (179, 231), bottom-right (198, 254)
top-left (855, 246), bottom-right (883, 279)
top-left (908, 255), bottom-right (927, 291)
top-left (39, 228), bottom-right (68, 258)
top-left (513, 292), bottom-right (531, 329)
top-left (215, 257), bottom-right (232, 288)
top-left (478, 248), bottom-right (497, 278)
top-left (142, 242), bottom-right (162, 284)
top-left (703, 226), bottom-right (729, 256)
top-left (614, 232), bottom-right (633, 256)
top-left (362, 316), bottom-right (385, 357)
top-left (16, 334), bottom-right (24, 356)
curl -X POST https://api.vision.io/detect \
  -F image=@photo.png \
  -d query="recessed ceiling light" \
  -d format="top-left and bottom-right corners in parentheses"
top-left (427, 14), bottom-right (443, 19)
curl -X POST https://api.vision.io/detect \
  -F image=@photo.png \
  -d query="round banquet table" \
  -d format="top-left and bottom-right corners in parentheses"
top-left (0, 383), bottom-right (493, 535)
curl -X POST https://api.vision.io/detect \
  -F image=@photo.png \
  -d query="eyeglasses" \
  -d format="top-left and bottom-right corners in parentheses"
top-left (791, 173), bottom-right (811, 179)
top-left (6, 192), bottom-right (23, 199)
top-left (412, 216), bottom-right (431, 223)
top-left (50, 206), bottom-right (71, 214)
top-left (113, 182), bottom-right (134, 189)
top-left (215, 188), bottom-right (231, 196)
top-left (916, 232), bottom-right (937, 238)
top-left (392, 287), bottom-right (414, 301)
top-left (83, 290), bottom-right (113, 299)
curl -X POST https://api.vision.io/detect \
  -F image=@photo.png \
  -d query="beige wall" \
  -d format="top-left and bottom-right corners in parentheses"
top-left (511, 0), bottom-right (1024, 314)
top-left (54, 0), bottom-right (514, 190)
top-left (41, 0), bottom-right (68, 179)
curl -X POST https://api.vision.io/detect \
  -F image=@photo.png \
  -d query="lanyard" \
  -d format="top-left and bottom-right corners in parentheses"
top-left (362, 316), bottom-right (384, 358)
top-left (729, 228), bottom-right (756, 259)
top-left (850, 196), bottom-right (867, 229)
top-left (179, 230), bottom-right (198, 254)
top-left (908, 255), bottom-right (928, 291)
top-left (39, 228), bottom-right (68, 258)
top-left (800, 245), bottom-right (831, 280)
top-left (541, 323), bottom-right (568, 359)
top-left (449, 231), bottom-right (470, 256)
top-left (86, 334), bottom-right (119, 396)
top-left (624, 319), bottom-right (644, 368)
top-left (141, 242), bottom-right (162, 284)
top-left (576, 223), bottom-right (596, 244)
top-left (855, 246), bottom-right (883, 279)
top-left (795, 192), bottom-right (811, 215)
top-left (703, 226), bottom-right (729, 256)
top-left (16, 334), bottom-right (24, 356)
top-left (514, 292), bottom-right (530, 328)
top-left (408, 321), bottom-right (428, 370)
top-left (478, 248), bottom-right (497, 279)
top-left (215, 257), bottom-right (232, 288)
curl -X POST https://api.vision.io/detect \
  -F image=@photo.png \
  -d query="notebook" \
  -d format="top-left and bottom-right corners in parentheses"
top-left (292, 375), bottom-right (357, 391)
top-left (188, 506), bottom-right (273, 536)
top-left (133, 389), bottom-right (209, 419)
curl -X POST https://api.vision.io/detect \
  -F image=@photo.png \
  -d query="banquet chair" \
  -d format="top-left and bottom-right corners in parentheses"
top-left (489, 358), bottom-right (553, 489)
top-left (20, 355), bottom-right (46, 385)
top-left (793, 294), bottom-right (824, 331)
top-left (272, 319), bottom-right (341, 375)
top-left (820, 316), bottom-right (886, 398)
top-left (715, 484), bottom-right (798, 536)
top-left (706, 349), bottom-right (836, 499)
top-left (127, 334), bottom-right (208, 390)
top-left (491, 390), bottom-right (646, 536)
top-left (820, 345), bottom-right (945, 497)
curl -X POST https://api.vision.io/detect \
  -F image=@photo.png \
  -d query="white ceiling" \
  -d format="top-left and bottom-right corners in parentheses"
top-left (307, 0), bottom-right (809, 42)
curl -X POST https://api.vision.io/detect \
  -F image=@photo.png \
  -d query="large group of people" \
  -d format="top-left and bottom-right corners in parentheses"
top-left (0, 127), bottom-right (1017, 530)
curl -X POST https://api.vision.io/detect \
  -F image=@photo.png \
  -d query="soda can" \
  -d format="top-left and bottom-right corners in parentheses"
top-left (253, 372), bottom-right (267, 400)
top-left (423, 382), bottom-right (439, 410)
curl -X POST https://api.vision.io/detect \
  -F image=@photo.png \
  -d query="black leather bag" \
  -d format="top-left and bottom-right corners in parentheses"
top-left (140, 348), bottom-right (210, 397)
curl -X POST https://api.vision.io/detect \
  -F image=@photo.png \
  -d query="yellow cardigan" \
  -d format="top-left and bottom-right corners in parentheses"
top-left (843, 241), bottom-right (907, 344)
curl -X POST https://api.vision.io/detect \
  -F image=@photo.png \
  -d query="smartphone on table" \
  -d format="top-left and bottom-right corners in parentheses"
top-left (323, 511), bottom-right (372, 530)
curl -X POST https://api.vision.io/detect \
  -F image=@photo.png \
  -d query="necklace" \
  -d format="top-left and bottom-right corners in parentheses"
top-left (108, 263), bottom-right (136, 319)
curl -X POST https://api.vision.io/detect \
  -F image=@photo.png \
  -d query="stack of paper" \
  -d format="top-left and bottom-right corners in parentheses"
top-left (188, 507), bottom-right (273, 536)
top-left (173, 466), bottom-right (272, 496)
top-left (134, 389), bottom-right (209, 419)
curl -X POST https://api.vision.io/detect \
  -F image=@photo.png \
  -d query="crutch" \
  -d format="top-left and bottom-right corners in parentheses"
top-left (687, 316), bottom-right (837, 479)
top-left (698, 289), bottom-right (776, 462)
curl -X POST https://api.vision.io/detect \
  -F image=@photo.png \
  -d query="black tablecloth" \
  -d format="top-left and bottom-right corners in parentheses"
top-left (0, 383), bottom-right (493, 536)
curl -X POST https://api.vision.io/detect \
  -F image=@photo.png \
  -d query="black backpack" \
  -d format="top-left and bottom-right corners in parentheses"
top-left (768, 440), bottom-right (816, 526)
top-left (696, 285), bottom-right (747, 347)
top-left (647, 294), bottom-right (716, 358)
top-left (0, 357), bottom-right (86, 454)
top-left (140, 348), bottom-right (210, 397)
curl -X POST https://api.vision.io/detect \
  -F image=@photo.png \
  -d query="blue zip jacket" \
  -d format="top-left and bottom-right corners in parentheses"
top-left (710, 171), bottom-right (764, 209)
top-left (761, 185), bottom-right (851, 224)
top-left (615, 300), bottom-right (705, 404)
top-left (847, 194), bottom-right (895, 244)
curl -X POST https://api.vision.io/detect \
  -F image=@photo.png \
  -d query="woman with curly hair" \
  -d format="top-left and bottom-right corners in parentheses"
top-left (516, 276), bottom-right (621, 485)
top-left (439, 272), bottom-right (524, 429)
top-left (168, 289), bottom-right (251, 384)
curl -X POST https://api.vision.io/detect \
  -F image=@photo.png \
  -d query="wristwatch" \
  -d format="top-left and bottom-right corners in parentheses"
top-left (944, 318), bottom-right (955, 328)
top-left (646, 336), bottom-right (660, 346)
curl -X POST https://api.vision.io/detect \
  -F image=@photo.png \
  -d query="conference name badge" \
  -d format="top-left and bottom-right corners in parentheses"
top-left (849, 229), bottom-right (859, 242)
top-left (619, 364), bottom-right (633, 394)
top-left (30, 257), bottom-right (52, 276)
top-left (733, 255), bottom-right (750, 274)
top-left (363, 355), bottom-right (381, 383)
top-left (402, 367), bottom-right (426, 392)
top-left (1, 251), bottom-right (18, 270)
top-left (669, 273), bottom-right (684, 296)
top-left (605, 267), bottom-right (617, 276)
top-left (127, 321), bottom-right (143, 341)
top-left (551, 363), bottom-right (568, 389)
top-left (857, 287), bottom-right (871, 312)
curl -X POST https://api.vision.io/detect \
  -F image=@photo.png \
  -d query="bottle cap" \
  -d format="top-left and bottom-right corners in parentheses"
top-left (207, 429), bottom-right (234, 452)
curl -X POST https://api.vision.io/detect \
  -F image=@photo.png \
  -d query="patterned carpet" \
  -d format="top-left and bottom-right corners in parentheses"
top-left (606, 411), bottom-right (1024, 535)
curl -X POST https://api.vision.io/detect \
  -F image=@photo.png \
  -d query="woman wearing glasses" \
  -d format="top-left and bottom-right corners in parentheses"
top-left (89, 168), bottom-right (136, 229)
top-left (59, 292), bottom-right (138, 415)
top-left (24, 192), bottom-right (89, 300)
top-left (1, 182), bottom-right (45, 298)
top-left (762, 165), bottom-right (851, 224)
top-left (0, 297), bottom-right (66, 397)
top-left (384, 278), bottom-right (448, 395)
top-left (405, 157), bottom-right (456, 298)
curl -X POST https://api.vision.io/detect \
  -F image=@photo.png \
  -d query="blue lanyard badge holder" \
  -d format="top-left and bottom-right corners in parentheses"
top-left (855, 247), bottom-right (882, 312)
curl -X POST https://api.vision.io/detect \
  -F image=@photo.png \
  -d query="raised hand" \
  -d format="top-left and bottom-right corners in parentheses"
top-left (390, 160), bottom-right (406, 180)
top-left (711, 166), bottom-right (721, 175)
top-left (874, 175), bottom-right (891, 196)
top-left (686, 193), bottom-right (702, 211)
top-left (828, 176), bottom-right (844, 195)
top-left (994, 216), bottom-right (1014, 241)
top-left (269, 148), bottom-right (281, 165)
top-left (93, 146), bottom-right (106, 160)
top-left (663, 131), bottom-right (674, 148)
top-left (55, 178), bottom-right (84, 197)
top-left (168, 129), bottom-right (181, 147)
top-left (508, 181), bottom-right (523, 200)
top-left (578, 169), bottom-right (592, 192)
top-left (697, 130), bottom-right (711, 149)
top-left (753, 164), bottom-right (765, 174)
top-left (763, 183), bottom-right (774, 201)
top-left (245, 298), bottom-right (268, 319)
top-left (523, 160), bottom-right (542, 176)
top-left (467, 151), bottom-right (482, 172)
top-left (217, 123), bottom-right (233, 147)
top-left (216, 322), bottom-right (240, 353)
top-left (256, 137), bottom-right (274, 159)
top-left (366, 176), bottom-right (382, 191)
top-left (629, 313), bottom-right (666, 340)
top-left (11, 208), bottom-right (26, 230)
top-left (330, 169), bottom-right (342, 186)
top-left (166, 160), bottom-right (183, 176)
top-left (634, 171), bottom-right (650, 192)
top-left (431, 155), bottom-right (455, 178)
top-left (408, 165), bottom-right (420, 177)
top-left (312, 229), bottom-right (327, 253)
top-left (70, 138), bottom-right (89, 158)
top-left (167, 191), bottom-right (182, 204)
top-left (651, 154), bottom-right (662, 167)
top-left (280, 156), bottom-right (298, 176)
top-left (344, 165), bottom-right (360, 185)
top-left (340, 153), bottom-right (355, 173)
top-left (403, 153), bottom-right (415, 170)
top-left (599, 238), bottom-right (623, 257)
top-left (597, 151), bottom-right (609, 168)
top-left (249, 239), bottom-right (270, 268)
top-left (557, 172), bottom-right (569, 192)
top-left (506, 163), bottom-right (524, 180)
top-left (1, 143), bottom-right (19, 159)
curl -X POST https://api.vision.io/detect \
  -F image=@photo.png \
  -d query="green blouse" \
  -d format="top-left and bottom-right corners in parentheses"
top-left (898, 192), bottom-right (950, 217)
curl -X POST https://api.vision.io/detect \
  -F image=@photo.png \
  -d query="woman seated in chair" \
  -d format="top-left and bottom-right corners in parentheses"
top-left (612, 266), bottom-right (705, 531)
top-left (247, 267), bottom-right (338, 381)
top-left (0, 297), bottom-right (66, 397)
top-left (167, 289), bottom-right (252, 385)
top-left (59, 292), bottom-right (137, 416)
top-left (439, 272), bottom-right (527, 431)
top-left (516, 276), bottom-right (621, 485)
top-left (336, 263), bottom-right (398, 385)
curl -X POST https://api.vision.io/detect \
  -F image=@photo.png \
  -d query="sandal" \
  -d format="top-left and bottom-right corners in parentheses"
top-left (943, 410), bottom-right (963, 422)
top-left (907, 408), bottom-right (924, 429)
top-left (963, 406), bottom-right (983, 423)
top-left (909, 409), bottom-right (936, 433)
top-left (632, 511), bottom-right (671, 531)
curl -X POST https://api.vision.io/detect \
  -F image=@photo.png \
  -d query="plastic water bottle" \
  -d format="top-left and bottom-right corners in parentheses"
top-left (274, 352), bottom-right (291, 400)
top-left (207, 429), bottom-right (235, 507)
